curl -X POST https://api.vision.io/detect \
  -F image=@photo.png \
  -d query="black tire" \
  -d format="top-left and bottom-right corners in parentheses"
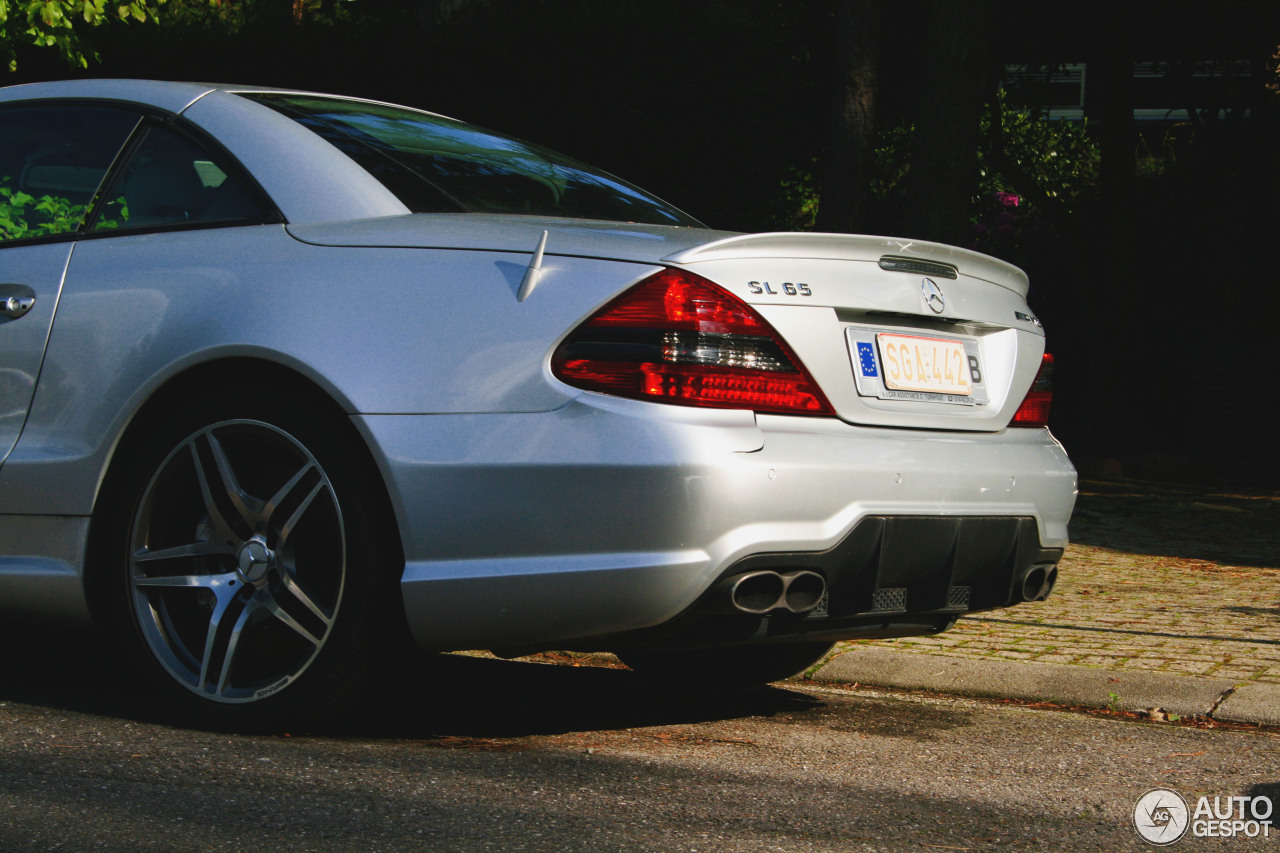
top-left (617, 641), bottom-right (834, 687)
top-left (95, 385), bottom-right (386, 731)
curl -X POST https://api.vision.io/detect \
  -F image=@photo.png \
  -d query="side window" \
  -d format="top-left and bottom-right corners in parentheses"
top-left (0, 105), bottom-right (139, 242)
top-left (91, 123), bottom-right (267, 232)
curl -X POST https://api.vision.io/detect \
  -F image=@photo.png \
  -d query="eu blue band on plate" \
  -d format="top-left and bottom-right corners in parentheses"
top-left (857, 342), bottom-right (878, 377)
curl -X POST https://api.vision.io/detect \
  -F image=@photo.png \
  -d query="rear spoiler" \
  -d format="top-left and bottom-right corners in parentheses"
top-left (664, 232), bottom-right (1030, 298)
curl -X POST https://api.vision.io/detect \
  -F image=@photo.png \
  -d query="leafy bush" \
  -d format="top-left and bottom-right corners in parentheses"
top-left (872, 95), bottom-right (1101, 253)
top-left (0, 0), bottom-right (163, 71)
top-left (0, 184), bottom-right (86, 239)
top-left (772, 158), bottom-right (821, 231)
top-left (1, 180), bottom-right (128, 240)
top-left (977, 94), bottom-right (1100, 220)
top-left (773, 96), bottom-right (1100, 253)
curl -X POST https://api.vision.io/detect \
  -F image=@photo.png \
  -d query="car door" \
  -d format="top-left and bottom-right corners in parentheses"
top-left (0, 104), bottom-right (140, 466)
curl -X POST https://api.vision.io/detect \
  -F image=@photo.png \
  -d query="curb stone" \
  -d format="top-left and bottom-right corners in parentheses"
top-left (806, 646), bottom-right (1265, 723)
top-left (1213, 683), bottom-right (1280, 727)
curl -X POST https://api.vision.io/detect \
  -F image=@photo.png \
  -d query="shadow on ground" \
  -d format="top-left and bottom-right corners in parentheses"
top-left (348, 652), bottom-right (826, 740)
top-left (0, 623), bottom-right (823, 738)
top-left (1067, 480), bottom-right (1280, 569)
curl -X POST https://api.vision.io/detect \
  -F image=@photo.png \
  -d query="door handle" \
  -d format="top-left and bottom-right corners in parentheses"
top-left (3, 296), bottom-right (34, 319)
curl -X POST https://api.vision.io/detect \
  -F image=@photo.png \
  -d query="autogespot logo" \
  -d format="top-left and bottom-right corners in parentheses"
top-left (1135, 789), bottom-right (1190, 845)
top-left (1134, 788), bottom-right (1275, 844)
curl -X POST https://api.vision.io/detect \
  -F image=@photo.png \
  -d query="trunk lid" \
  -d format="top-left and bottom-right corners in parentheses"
top-left (288, 213), bottom-right (735, 264)
top-left (290, 217), bottom-right (1045, 432)
top-left (666, 233), bottom-right (1046, 432)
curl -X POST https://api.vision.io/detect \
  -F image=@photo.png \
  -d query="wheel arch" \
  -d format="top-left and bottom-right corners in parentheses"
top-left (83, 356), bottom-right (407, 629)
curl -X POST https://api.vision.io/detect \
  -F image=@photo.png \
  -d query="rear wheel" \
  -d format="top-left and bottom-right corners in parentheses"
top-left (617, 642), bottom-right (834, 687)
top-left (99, 389), bottom-right (384, 730)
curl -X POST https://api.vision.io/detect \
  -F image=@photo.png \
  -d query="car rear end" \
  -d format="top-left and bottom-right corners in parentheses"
top-left (381, 228), bottom-right (1074, 654)
top-left (235, 88), bottom-right (1075, 655)
top-left (529, 232), bottom-right (1075, 653)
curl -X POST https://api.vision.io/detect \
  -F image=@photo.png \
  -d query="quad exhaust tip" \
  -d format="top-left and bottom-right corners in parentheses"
top-left (1018, 563), bottom-right (1058, 602)
top-left (725, 570), bottom-right (827, 615)
top-left (724, 562), bottom-right (1057, 614)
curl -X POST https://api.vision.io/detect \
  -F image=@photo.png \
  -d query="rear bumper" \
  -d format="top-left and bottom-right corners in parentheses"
top-left (354, 396), bottom-right (1077, 651)
top-left (597, 514), bottom-right (1063, 653)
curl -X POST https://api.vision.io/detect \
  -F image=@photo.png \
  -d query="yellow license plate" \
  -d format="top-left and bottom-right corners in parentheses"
top-left (877, 333), bottom-right (973, 396)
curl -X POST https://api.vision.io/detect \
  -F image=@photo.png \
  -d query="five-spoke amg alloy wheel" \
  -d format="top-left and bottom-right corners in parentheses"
top-left (102, 390), bottom-right (380, 730)
top-left (130, 419), bottom-right (345, 703)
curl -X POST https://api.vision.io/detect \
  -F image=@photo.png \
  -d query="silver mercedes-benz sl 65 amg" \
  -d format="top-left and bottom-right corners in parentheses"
top-left (0, 79), bottom-right (1076, 728)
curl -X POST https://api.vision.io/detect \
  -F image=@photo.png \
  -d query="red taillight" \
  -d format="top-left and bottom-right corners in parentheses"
top-left (1011, 353), bottom-right (1054, 427)
top-left (585, 270), bottom-right (766, 334)
top-left (553, 269), bottom-right (833, 416)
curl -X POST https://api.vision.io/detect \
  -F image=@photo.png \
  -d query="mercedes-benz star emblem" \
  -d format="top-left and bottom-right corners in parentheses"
top-left (237, 536), bottom-right (273, 584)
top-left (922, 278), bottom-right (946, 314)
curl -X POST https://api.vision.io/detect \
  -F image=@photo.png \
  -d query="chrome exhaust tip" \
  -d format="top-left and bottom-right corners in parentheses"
top-left (727, 571), bottom-right (787, 614)
top-left (1017, 563), bottom-right (1057, 602)
top-left (780, 570), bottom-right (826, 614)
top-left (722, 569), bottom-right (828, 614)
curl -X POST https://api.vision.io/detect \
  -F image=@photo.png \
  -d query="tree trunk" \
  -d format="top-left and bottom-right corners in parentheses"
top-left (816, 0), bottom-right (881, 234)
top-left (901, 0), bottom-right (996, 245)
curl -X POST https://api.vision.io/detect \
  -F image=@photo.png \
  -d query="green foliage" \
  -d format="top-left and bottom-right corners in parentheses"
top-left (0, 182), bottom-right (89, 238)
top-left (0, 184), bottom-right (36, 238)
top-left (1135, 129), bottom-right (1184, 182)
top-left (777, 98), bottom-right (1099, 251)
top-left (854, 94), bottom-right (1100, 252)
top-left (770, 125), bottom-right (914, 232)
top-left (869, 123), bottom-right (913, 201)
top-left (153, 0), bottom-right (354, 31)
top-left (772, 158), bottom-right (821, 231)
top-left (977, 93), bottom-right (1100, 219)
top-left (0, 178), bottom-right (127, 239)
top-left (872, 100), bottom-right (1102, 219)
top-left (94, 194), bottom-right (128, 229)
top-left (0, 0), bottom-right (165, 71)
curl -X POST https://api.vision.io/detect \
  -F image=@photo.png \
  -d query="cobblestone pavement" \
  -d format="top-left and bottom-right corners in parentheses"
top-left (854, 480), bottom-right (1280, 686)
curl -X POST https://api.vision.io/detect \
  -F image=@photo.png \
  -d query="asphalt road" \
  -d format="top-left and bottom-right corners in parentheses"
top-left (2, 630), bottom-right (1277, 852)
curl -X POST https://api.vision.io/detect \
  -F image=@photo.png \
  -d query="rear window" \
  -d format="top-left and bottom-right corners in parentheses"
top-left (238, 92), bottom-right (701, 227)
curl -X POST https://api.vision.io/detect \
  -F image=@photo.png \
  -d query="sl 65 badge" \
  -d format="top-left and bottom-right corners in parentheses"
top-left (747, 281), bottom-right (812, 296)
